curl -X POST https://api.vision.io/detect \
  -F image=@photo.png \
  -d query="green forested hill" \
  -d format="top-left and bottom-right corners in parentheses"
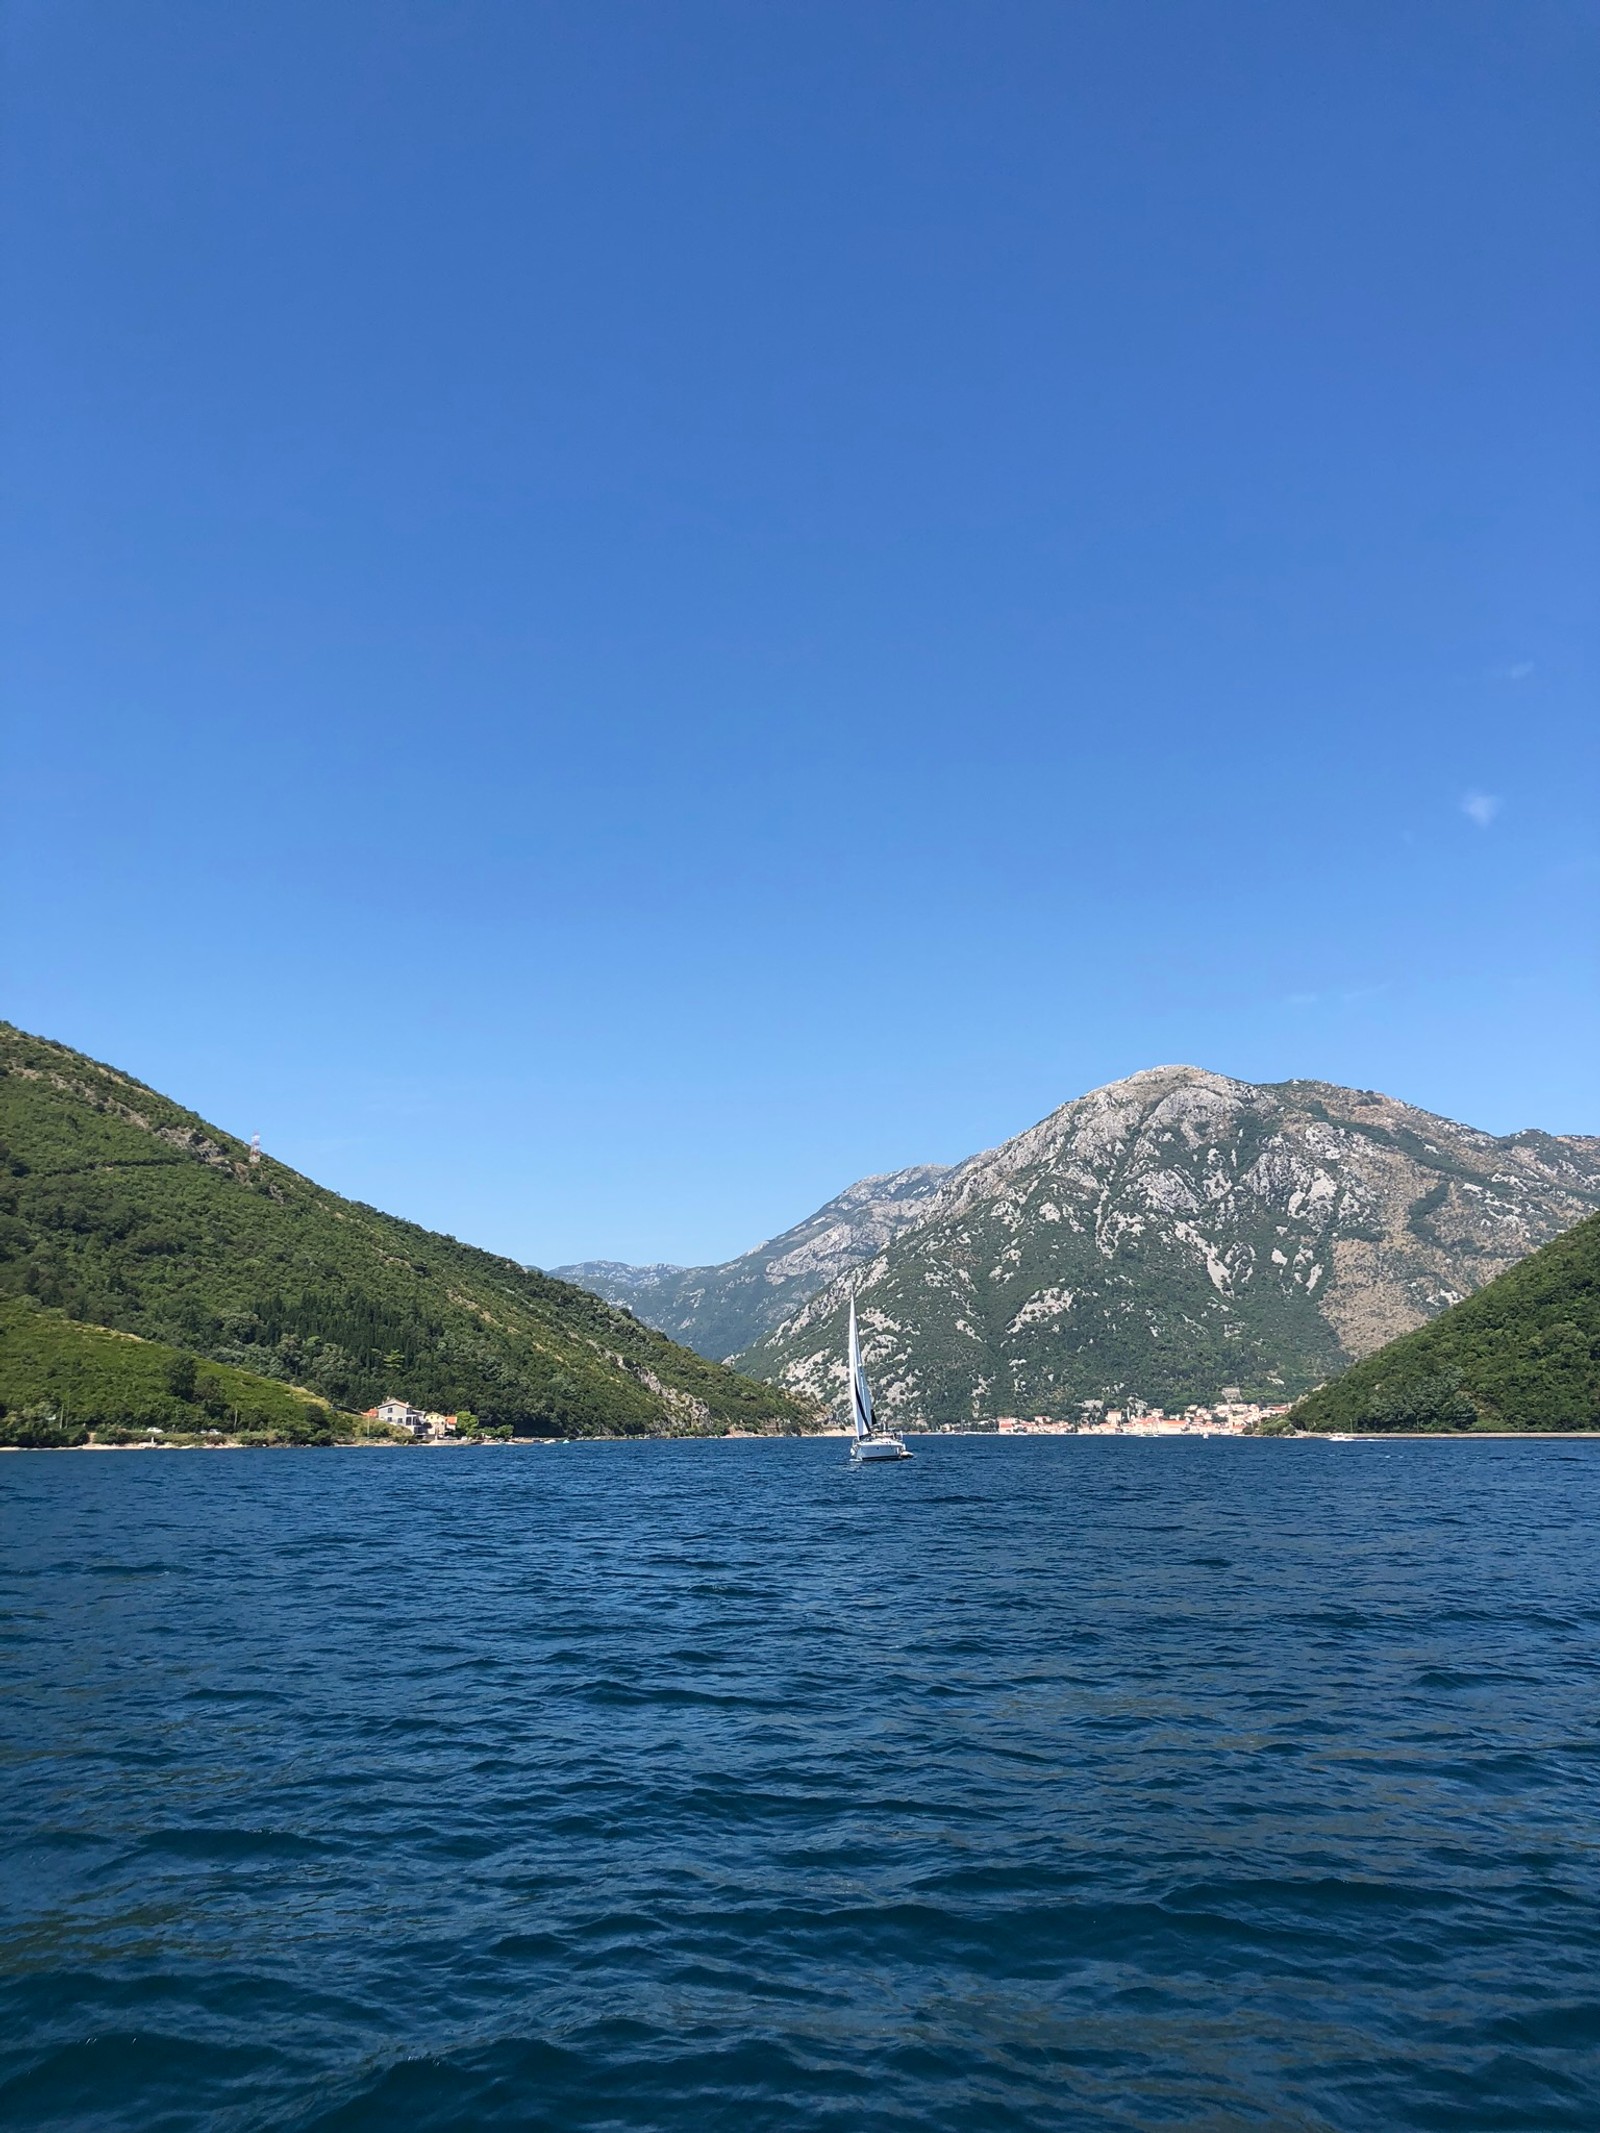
top-left (0, 1024), bottom-right (810, 1437)
top-left (0, 1298), bottom-right (357, 1446)
top-left (1289, 1211), bottom-right (1600, 1432)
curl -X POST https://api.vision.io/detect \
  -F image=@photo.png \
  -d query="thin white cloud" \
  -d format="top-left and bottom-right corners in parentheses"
top-left (1283, 984), bottom-right (1389, 1011)
top-left (1491, 660), bottom-right (1535, 682)
top-left (1461, 792), bottom-right (1501, 829)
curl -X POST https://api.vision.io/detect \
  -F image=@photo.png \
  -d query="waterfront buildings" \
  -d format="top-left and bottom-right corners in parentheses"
top-left (993, 1402), bottom-right (1288, 1436)
top-left (368, 1398), bottom-right (460, 1439)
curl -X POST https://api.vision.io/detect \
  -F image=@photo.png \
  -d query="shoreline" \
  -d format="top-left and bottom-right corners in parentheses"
top-left (6, 1428), bottom-right (1600, 1453)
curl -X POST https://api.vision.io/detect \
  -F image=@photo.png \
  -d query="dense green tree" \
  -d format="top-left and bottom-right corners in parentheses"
top-left (0, 1299), bottom-right (348, 1444)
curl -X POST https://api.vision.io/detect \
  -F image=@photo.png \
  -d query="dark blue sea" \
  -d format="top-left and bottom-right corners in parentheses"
top-left (3, 1438), bottom-right (1600, 2132)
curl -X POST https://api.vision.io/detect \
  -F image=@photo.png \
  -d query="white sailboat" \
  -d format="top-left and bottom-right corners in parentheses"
top-left (847, 1299), bottom-right (911, 1462)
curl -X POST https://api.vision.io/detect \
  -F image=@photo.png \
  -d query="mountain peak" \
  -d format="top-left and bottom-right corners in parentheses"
top-left (563, 1067), bottom-right (1600, 1419)
top-left (1106, 1062), bottom-right (1229, 1084)
top-left (1075, 1063), bottom-right (1254, 1108)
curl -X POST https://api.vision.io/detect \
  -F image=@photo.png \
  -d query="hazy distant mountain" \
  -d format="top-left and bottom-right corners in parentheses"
top-left (559, 1067), bottom-right (1600, 1419)
top-left (551, 1162), bottom-right (952, 1360)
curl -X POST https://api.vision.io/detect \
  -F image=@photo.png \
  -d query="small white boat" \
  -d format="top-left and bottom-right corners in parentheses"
top-left (847, 1299), bottom-right (911, 1463)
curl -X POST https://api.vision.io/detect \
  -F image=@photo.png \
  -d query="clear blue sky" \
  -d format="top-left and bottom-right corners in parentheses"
top-left (5, 1), bottom-right (1596, 1267)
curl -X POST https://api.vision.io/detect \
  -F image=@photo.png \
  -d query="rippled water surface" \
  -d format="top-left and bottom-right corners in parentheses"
top-left (3, 1438), bottom-right (1600, 2131)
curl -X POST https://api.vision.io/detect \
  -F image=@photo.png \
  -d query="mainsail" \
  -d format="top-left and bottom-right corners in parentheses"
top-left (847, 1299), bottom-right (875, 1440)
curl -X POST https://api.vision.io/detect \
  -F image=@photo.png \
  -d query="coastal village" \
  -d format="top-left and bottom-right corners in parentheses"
top-left (360, 1392), bottom-right (1291, 1440)
top-left (990, 1394), bottom-right (1291, 1437)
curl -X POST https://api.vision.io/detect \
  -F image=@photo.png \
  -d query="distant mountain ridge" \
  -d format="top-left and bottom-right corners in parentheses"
top-left (559, 1067), bottom-right (1600, 1419)
top-left (551, 1162), bottom-right (952, 1360)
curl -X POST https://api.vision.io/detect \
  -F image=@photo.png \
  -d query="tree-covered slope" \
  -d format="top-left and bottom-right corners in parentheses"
top-left (0, 1025), bottom-right (810, 1437)
top-left (1288, 1212), bottom-right (1600, 1432)
top-left (0, 1297), bottom-right (359, 1446)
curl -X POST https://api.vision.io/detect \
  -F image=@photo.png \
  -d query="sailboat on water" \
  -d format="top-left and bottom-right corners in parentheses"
top-left (847, 1299), bottom-right (911, 1463)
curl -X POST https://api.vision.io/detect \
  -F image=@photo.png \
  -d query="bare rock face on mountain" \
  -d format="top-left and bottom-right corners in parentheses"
top-left (551, 1162), bottom-right (952, 1361)
top-left (740, 1069), bottom-right (1600, 1418)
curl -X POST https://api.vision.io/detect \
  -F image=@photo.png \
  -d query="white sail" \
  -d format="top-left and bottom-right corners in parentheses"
top-left (845, 1297), bottom-right (910, 1460)
top-left (847, 1299), bottom-right (874, 1440)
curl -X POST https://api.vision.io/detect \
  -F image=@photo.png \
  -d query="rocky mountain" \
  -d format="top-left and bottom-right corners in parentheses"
top-left (752, 1068), bottom-right (1600, 1419)
top-left (564, 1067), bottom-right (1600, 1421)
top-left (551, 1162), bottom-right (952, 1360)
top-left (0, 1024), bottom-right (809, 1438)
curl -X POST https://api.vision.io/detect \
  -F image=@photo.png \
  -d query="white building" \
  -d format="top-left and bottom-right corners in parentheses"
top-left (373, 1398), bottom-right (458, 1439)
top-left (374, 1397), bottom-right (425, 1432)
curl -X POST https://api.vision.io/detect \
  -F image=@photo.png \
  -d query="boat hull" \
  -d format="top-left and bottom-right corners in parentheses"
top-left (851, 1435), bottom-right (911, 1462)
